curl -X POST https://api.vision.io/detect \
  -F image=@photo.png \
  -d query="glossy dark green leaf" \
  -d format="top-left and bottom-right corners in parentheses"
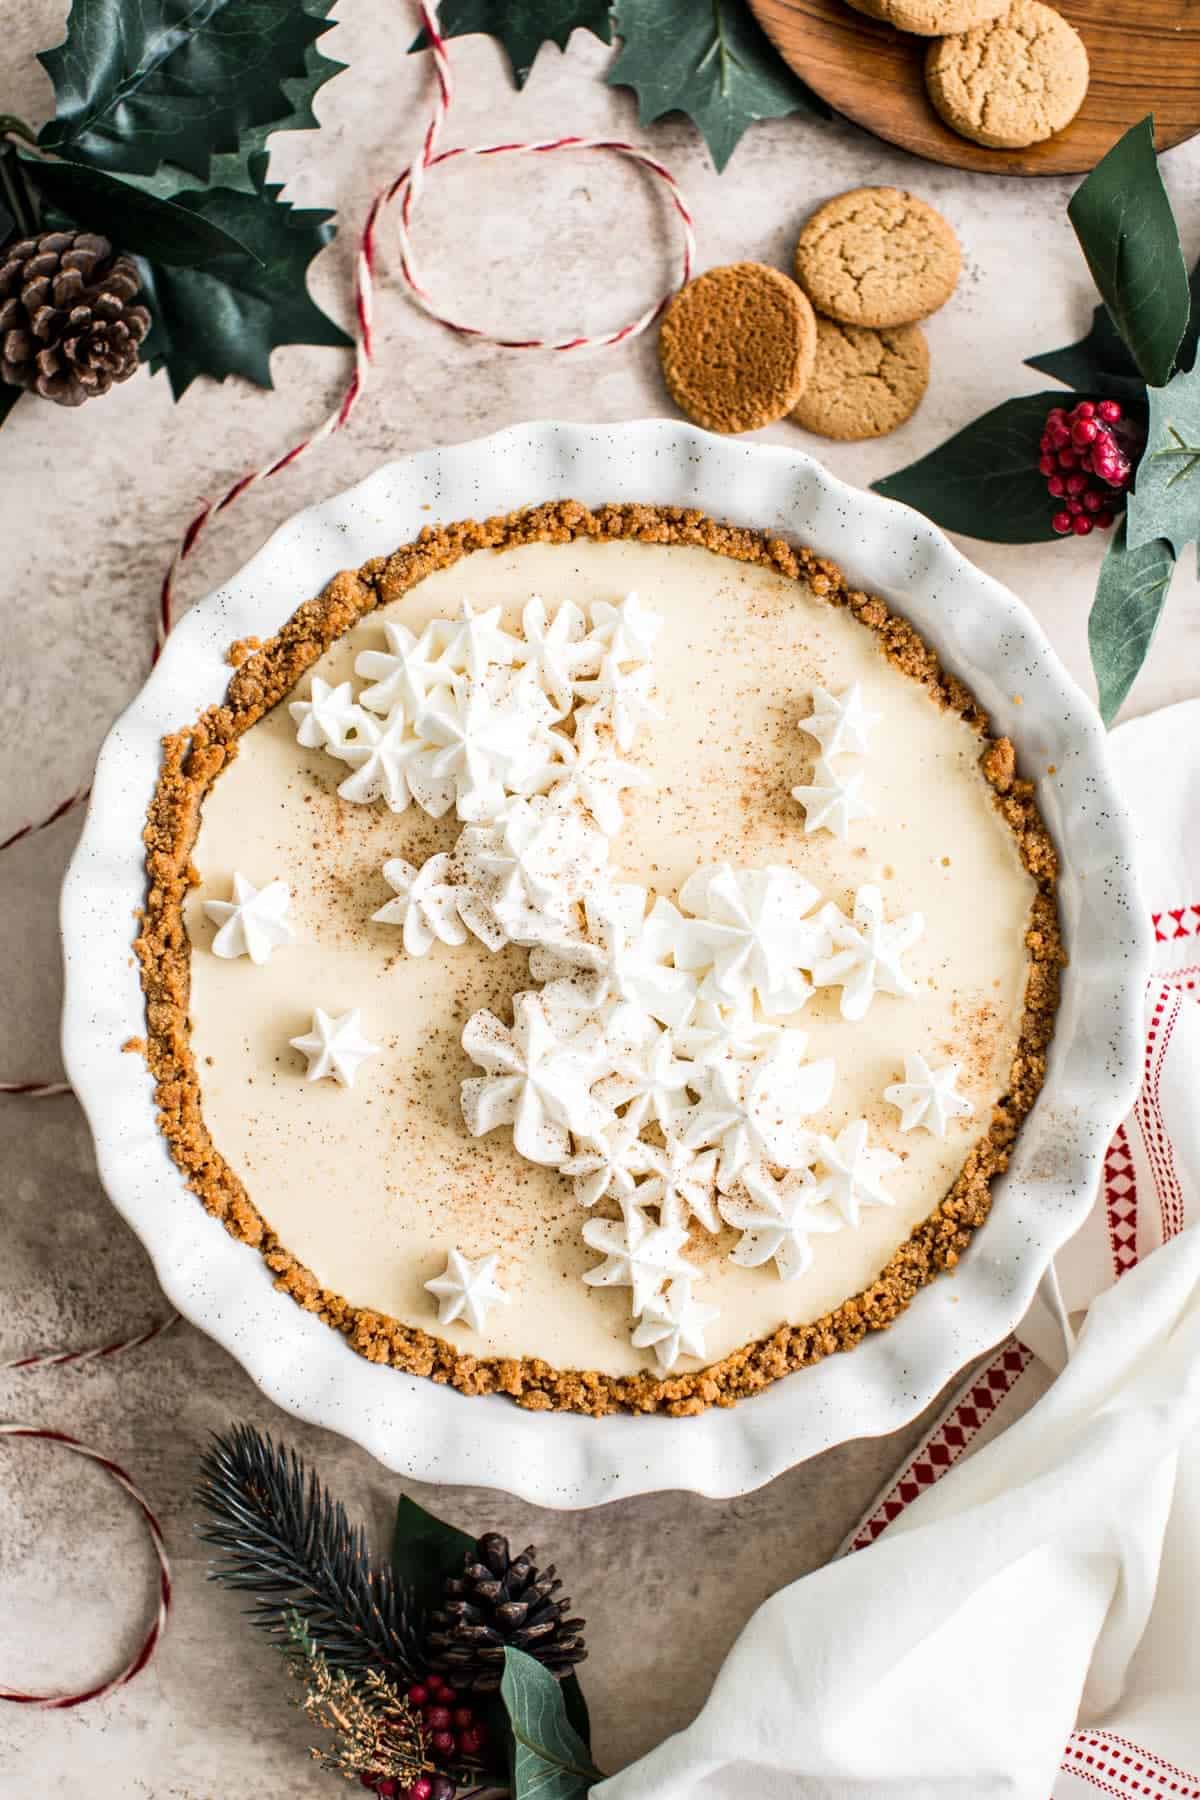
top-left (500, 1648), bottom-right (604, 1800)
top-left (872, 393), bottom-right (1068, 543)
top-left (1088, 519), bottom-right (1174, 724)
top-left (1025, 299), bottom-right (1147, 405)
top-left (21, 154), bottom-right (254, 264)
top-left (559, 1671), bottom-right (591, 1750)
top-left (37, 0), bottom-right (339, 182)
top-left (137, 179), bottom-right (348, 397)
top-left (1066, 115), bottom-right (1190, 390)
top-left (1125, 360), bottom-right (1200, 566)
top-left (607, 0), bottom-right (828, 173)
top-left (390, 1494), bottom-right (476, 1621)
top-left (412, 0), bottom-right (614, 88)
top-left (1175, 256), bottom-right (1200, 377)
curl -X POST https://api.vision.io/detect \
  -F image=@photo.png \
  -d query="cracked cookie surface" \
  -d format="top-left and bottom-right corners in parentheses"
top-left (925, 0), bottom-right (1089, 150)
top-left (658, 262), bottom-right (816, 434)
top-left (791, 317), bottom-right (929, 441)
top-left (842, 0), bottom-right (1009, 34)
top-left (793, 188), bottom-right (960, 329)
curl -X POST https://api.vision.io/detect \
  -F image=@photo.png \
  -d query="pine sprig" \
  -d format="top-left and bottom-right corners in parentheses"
top-left (195, 1423), bottom-right (423, 1683)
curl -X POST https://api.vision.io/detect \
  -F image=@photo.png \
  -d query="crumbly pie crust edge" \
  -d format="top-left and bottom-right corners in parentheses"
top-left (133, 499), bottom-right (1064, 1417)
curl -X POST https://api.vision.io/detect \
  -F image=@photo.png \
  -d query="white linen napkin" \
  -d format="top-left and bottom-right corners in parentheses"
top-left (598, 699), bottom-right (1200, 1800)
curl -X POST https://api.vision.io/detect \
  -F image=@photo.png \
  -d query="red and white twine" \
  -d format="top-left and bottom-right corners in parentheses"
top-left (3, 0), bottom-right (696, 1102)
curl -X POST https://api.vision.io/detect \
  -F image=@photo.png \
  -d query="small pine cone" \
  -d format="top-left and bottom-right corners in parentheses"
top-left (0, 229), bottom-right (150, 407)
top-left (427, 1533), bottom-right (587, 1695)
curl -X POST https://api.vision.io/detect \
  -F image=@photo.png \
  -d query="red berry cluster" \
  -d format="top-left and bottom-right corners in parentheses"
top-left (359, 1677), bottom-right (488, 1800)
top-left (1040, 400), bottom-right (1132, 537)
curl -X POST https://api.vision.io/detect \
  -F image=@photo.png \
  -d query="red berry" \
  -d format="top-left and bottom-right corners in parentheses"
top-left (459, 1727), bottom-right (484, 1758)
top-left (1047, 407), bottom-right (1066, 424)
top-left (408, 1782), bottom-right (434, 1800)
top-left (1071, 418), bottom-right (1099, 446)
top-left (408, 1684), bottom-right (430, 1707)
top-left (1049, 422), bottom-right (1071, 448)
top-left (1097, 400), bottom-right (1122, 422)
top-left (432, 1729), bottom-right (456, 1756)
top-left (1039, 431), bottom-right (1053, 452)
top-left (1065, 472), bottom-right (1087, 495)
top-left (1067, 497), bottom-right (1084, 515)
top-left (433, 1681), bottom-right (456, 1703)
top-left (1038, 453), bottom-right (1056, 476)
top-left (1082, 489), bottom-right (1103, 513)
top-left (425, 1706), bottom-right (452, 1731)
top-left (452, 1707), bottom-right (475, 1729)
top-left (1073, 401), bottom-right (1096, 419)
top-left (1046, 474), bottom-right (1066, 498)
top-left (1056, 447), bottom-right (1078, 470)
top-left (1096, 509), bottom-right (1115, 529)
top-left (376, 1784), bottom-right (397, 1800)
top-left (1072, 514), bottom-right (1094, 535)
top-left (1051, 511), bottom-right (1072, 534)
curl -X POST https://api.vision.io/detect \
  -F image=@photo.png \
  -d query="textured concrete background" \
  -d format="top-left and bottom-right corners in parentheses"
top-left (2, 3), bottom-right (1198, 1792)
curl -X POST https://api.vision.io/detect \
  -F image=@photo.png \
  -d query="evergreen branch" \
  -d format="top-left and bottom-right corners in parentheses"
top-left (195, 1423), bottom-right (424, 1683)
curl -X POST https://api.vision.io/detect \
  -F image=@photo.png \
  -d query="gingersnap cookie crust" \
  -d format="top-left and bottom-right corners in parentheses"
top-left (794, 187), bottom-right (961, 328)
top-left (134, 500), bottom-right (1063, 1418)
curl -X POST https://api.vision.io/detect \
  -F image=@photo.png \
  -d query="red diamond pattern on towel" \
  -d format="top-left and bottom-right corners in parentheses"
top-left (846, 1338), bottom-right (1035, 1553)
top-left (1152, 902), bottom-right (1200, 944)
top-left (1103, 1122), bottom-right (1139, 1278)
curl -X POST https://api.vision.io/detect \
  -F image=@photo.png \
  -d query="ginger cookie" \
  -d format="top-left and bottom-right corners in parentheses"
top-left (842, 0), bottom-right (1009, 34)
top-left (658, 262), bottom-right (816, 435)
top-left (791, 316), bottom-right (929, 441)
top-left (925, 0), bottom-right (1089, 150)
top-left (793, 188), bottom-right (960, 329)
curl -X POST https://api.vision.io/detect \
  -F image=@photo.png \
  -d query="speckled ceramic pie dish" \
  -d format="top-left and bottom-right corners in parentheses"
top-left (62, 421), bottom-right (1147, 1504)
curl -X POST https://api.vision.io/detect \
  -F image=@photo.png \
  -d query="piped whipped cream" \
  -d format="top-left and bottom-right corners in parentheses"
top-left (203, 872), bottom-right (293, 964)
top-left (884, 1052), bottom-right (974, 1138)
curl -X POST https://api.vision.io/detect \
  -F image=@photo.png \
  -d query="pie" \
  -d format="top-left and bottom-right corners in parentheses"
top-left (135, 501), bottom-right (1062, 1415)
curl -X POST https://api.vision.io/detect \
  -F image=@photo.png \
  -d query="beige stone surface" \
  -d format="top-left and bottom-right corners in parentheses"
top-left (1, 3), bottom-right (1197, 1793)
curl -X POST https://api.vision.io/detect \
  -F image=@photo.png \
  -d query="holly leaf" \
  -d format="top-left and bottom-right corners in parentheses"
top-left (37, 0), bottom-right (339, 183)
top-left (137, 179), bottom-right (349, 397)
top-left (607, 0), bottom-right (828, 173)
top-left (21, 154), bottom-right (256, 265)
top-left (1025, 298), bottom-right (1147, 405)
top-left (1066, 115), bottom-right (1190, 391)
top-left (1125, 361), bottom-right (1200, 567)
top-left (411, 1), bottom-right (614, 88)
top-left (390, 1494), bottom-right (476, 1622)
top-left (499, 1648), bottom-right (604, 1800)
top-left (1175, 255), bottom-right (1200, 378)
top-left (872, 393), bottom-right (1068, 543)
top-left (1088, 519), bottom-right (1174, 724)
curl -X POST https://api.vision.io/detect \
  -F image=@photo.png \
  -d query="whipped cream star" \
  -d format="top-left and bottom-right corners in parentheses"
top-left (288, 677), bottom-right (363, 755)
top-left (558, 1117), bottom-right (646, 1208)
top-left (460, 993), bottom-right (609, 1164)
top-left (355, 620), bottom-right (446, 716)
top-left (581, 1204), bottom-right (694, 1316)
top-left (336, 703), bottom-right (421, 811)
top-left (530, 884), bottom-right (697, 1030)
top-left (792, 755), bottom-right (874, 841)
top-left (593, 1026), bottom-right (697, 1132)
top-left (203, 872), bottom-right (293, 964)
top-left (684, 1033), bottom-right (836, 1192)
top-left (813, 1119), bottom-right (900, 1227)
top-left (719, 1164), bottom-right (842, 1280)
top-left (676, 863), bottom-right (827, 1015)
top-left (574, 657), bottom-right (661, 753)
top-left (424, 1247), bottom-right (511, 1332)
top-left (455, 795), bottom-right (608, 951)
top-left (372, 854), bottom-right (466, 956)
top-left (799, 683), bottom-right (880, 759)
top-left (535, 707), bottom-right (647, 834)
top-left (812, 885), bottom-right (925, 1022)
top-left (588, 590), bottom-right (663, 665)
top-left (289, 1007), bottom-right (381, 1087)
top-left (515, 596), bottom-right (593, 716)
top-left (633, 1134), bottom-right (720, 1233)
top-left (411, 670), bottom-right (556, 822)
top-left (436, 598), bottom-right (522, 680)
top-left (630, 1276), bottom-right (719, 1372)
top-left (884, 1052), bottom-right (974, 1137)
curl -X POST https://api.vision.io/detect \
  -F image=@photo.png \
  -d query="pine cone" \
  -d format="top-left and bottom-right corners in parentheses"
top-left (0, 230), bottom-right (150, 407)
top-left (427, 1533), bottom-right (587, 1694)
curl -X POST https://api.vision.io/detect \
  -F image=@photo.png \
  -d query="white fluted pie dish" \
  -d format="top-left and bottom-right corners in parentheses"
top-left (61, 420), bottom-right (1148, 1505)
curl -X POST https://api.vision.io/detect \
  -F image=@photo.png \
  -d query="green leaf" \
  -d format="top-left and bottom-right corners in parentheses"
top-left (136, 178), bottom-right (349, 397)
top-left (21, 154), bottom-right (255, 265)
top-left (1066, 115), bottom-right (1190, 390)
top-left (1174, 255), bottom-right (1200, 378)
top-left (411, 1), bottom-right (614, 88)
top-left (560, 1671), bottom-right (592, 1750)
top-left (1088, 518), bottom-right (1174, 724)
top-left (37, 0), bottom-right (339, 183)
top-left (390, 1494), bottom-right (476, 1621)
top-left (500, 1647), bottom-right (605, 1800)
top-left (1125, 360), bottom-right (1200, 567)
top-left (1025, 299), bottom-right (1148, 406)
top-left (607, 0), bottom-right (828, 173)
top-left (872, 393), bottom-right (1068, 544)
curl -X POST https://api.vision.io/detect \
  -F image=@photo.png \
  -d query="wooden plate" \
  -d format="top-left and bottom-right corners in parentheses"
top-left (747, 0), bottom-right (1200, 175)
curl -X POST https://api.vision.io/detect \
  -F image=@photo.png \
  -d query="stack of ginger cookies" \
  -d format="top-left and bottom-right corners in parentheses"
top-left (658, 186), bottom-right (961, 443)
top-left (850, 0), bottom-right (1090, 151)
